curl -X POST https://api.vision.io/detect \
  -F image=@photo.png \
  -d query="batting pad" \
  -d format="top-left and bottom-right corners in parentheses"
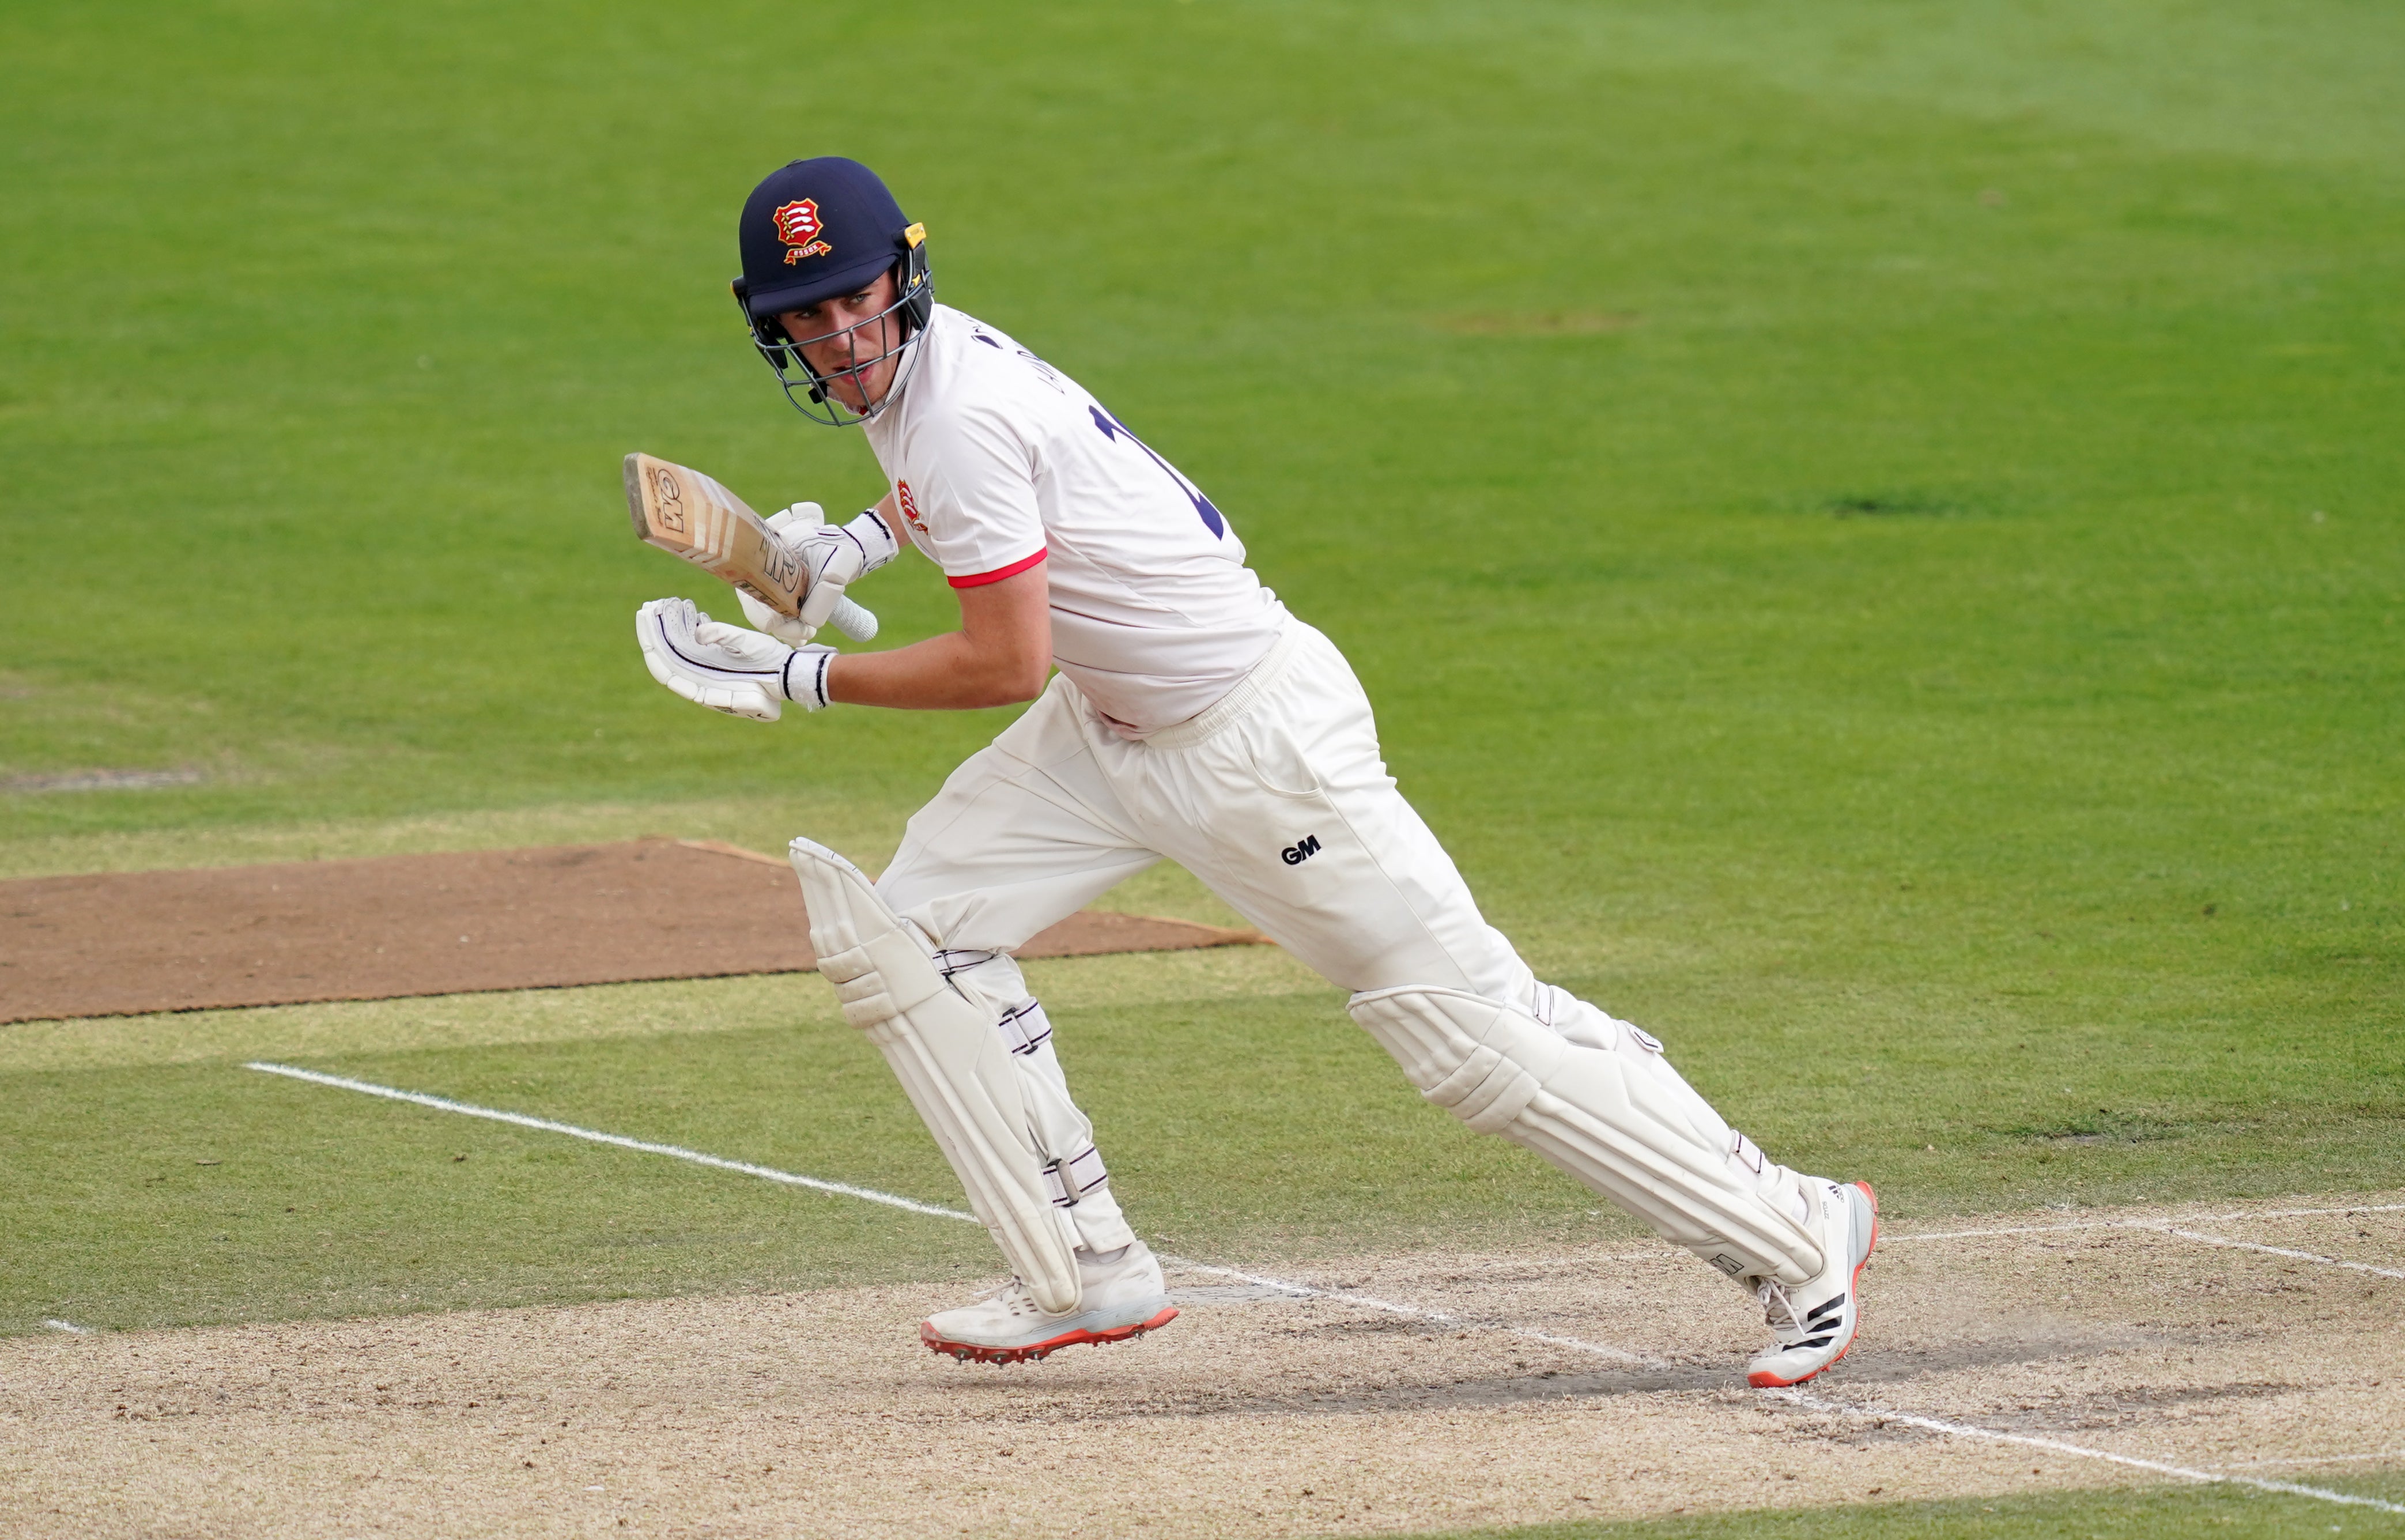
top-left (788, 837), bottom-right (1082, 1313)
top-left (1349, 986), bottom-right (1824, 1285)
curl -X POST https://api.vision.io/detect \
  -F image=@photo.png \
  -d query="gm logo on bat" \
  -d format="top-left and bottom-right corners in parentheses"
top-left (1280, 834), bottom-right (1323, 866)
top-left (650, 466), bottom-right (687, 535)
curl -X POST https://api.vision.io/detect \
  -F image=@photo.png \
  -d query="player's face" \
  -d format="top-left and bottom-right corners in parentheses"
top-left (777, 271), bottom-right (903, 413)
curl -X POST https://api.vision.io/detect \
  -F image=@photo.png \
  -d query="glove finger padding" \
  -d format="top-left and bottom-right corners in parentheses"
top-left (733, 504), bottom-right (832, 643)
top-left (796, 507), bottom-right (900, 633)
top-left (735, 588), bottom-right (822, 647)
top-left (740, 502), bottom-right (864, 643)
top-left (692, 618), bottom-right (792, 667)
top-left (797, 575), bottom-right (851, 631)
top-left (635, 597), bottom-right (787, 722)
top-left (764, 501), bottom-right (826, 537)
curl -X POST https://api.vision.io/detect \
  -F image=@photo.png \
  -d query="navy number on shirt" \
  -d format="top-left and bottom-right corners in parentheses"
top-left (1089, 406), bottom-right (1225, 538)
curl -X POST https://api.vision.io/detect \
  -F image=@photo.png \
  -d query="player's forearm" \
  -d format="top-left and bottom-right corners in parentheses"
top-left (827, 633), bottom-right (1046, 709)
top-left (826, 630), bottom-right (1049, 709)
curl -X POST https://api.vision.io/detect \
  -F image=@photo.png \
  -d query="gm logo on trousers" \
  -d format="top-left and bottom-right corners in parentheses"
top-left (1280, 834), bottom-right (1323, 866)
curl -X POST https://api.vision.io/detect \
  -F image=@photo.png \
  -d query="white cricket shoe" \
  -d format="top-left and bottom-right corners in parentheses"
top-left (919, 1240), bottom-right (1177, 1365)
top-left (1746, 1179), bottom-right (1879, 1388)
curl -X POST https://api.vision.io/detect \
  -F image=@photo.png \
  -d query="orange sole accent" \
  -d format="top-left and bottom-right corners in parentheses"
top-left (1748, 1180), bottom-right (1879, 1388)
top-left (920, 1305), bottom-right (1180, 1365)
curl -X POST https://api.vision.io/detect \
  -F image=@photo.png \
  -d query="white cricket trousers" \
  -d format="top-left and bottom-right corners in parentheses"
top-left (874, 621), bottom-right (1799, 1260)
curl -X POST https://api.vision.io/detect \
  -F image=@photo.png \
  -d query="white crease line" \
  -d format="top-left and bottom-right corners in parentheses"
top-left (247, 1062), bottom-right (2403, 1518)
top-left (1161, 1260), bottom-right (1670, 1368)
top-left (243, 1063), bottom-right (976, 1222)
top-left (2151, 1226), bottom-right (2405, 1281)
top-left (1892, 1202), bottom-right (2405, 1244)
top-left (43, 1320), bottom-right (90, 1334)
top-left (1887, 1213), bottom-right (2405, 1281)
top-left (1772, 1390), bottom-right (2405, 1515)
top-left (2214, 1450), bottom-right (2405, 1471)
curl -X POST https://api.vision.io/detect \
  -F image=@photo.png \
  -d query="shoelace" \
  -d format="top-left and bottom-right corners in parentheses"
top-left (1755, 1279), bottom-right (1845, 1351)
top-left (969, 1277), bottom-right (1046, 1317)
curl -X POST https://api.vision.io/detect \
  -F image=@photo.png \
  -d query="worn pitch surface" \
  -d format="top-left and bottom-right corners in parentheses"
top-left (6, 1198), bottom-right (2398, 1537)
top-left (0, 840), bottom-right (1260, 1024)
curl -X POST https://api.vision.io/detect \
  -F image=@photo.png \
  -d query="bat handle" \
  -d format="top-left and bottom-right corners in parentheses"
top-left (826, 594), bottom-right (879, 643)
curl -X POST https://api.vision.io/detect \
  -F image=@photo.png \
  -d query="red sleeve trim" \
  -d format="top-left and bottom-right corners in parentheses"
top-left (947, 549), bottom-right (1048, 588)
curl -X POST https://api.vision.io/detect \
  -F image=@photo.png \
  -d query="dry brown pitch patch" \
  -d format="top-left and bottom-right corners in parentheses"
top-left (4, 1198), bottom-right (2400, 1538)
top-left (0, 839), bottom-right (1260, 1024)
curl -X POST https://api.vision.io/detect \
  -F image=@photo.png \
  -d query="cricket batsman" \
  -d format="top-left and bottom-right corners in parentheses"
top-left (633, 157), bottom-right (1877, 1386)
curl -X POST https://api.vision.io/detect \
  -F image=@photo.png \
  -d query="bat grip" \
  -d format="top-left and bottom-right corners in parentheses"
top-left (826, 594), bottom-right (879, 643)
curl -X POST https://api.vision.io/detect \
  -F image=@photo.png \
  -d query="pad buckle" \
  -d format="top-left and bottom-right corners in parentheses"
top-left (1042, 1145), bottom-right (1108, 1207)
top-left (996, 1000), bottom-right (1053, 1056)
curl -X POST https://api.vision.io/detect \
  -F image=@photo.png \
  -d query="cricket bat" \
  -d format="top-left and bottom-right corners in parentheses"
top-left (623, 452), bottom-right (878, 643)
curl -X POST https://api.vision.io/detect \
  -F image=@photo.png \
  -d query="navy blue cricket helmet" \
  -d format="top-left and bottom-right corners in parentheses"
top-left (733, 157), bottom-right (932, 426)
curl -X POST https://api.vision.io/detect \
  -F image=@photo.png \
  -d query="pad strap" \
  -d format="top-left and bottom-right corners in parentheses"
top-left (1041, 1145), bottom-right (1108, 1207)
top-left (996, 1000), bottom-right (1054, 1056)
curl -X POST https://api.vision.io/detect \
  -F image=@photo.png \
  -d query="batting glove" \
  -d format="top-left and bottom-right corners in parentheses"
top-left (736, 501), bottom-right (900, 645)
top-left (636, 598), bottom-right (835, 723)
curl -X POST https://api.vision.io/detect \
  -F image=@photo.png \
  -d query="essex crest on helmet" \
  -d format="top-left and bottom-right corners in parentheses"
top-left (731, 158), bottom-right (933, 426)
top-left (772, 199), bottom-right (832, 263)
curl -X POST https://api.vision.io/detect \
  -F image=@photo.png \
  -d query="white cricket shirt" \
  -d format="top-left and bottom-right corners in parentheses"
top-left (861, 304), bottom-right (1286, 734)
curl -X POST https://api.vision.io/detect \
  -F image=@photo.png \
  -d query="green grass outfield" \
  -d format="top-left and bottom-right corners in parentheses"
top-left (3, 2), bottom-right (2403, 1533)
top-left (1444, 1478), bottom-right (2405, 1538)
